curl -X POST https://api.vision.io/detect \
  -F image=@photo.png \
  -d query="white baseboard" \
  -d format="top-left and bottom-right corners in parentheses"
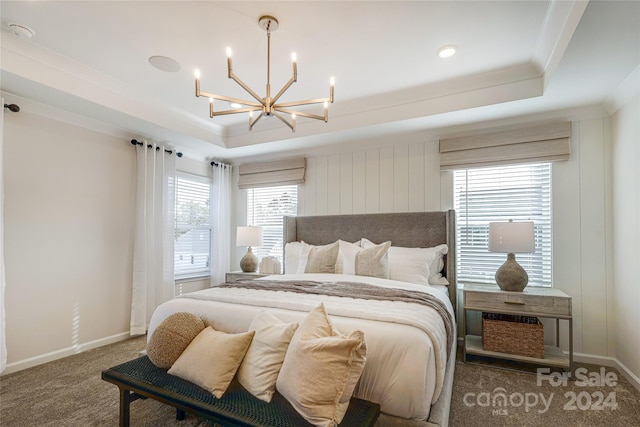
top-left (1, 331), bottom-right (132, 376)
top-left (572, 352), bottom-right (640, 391)
top-left (613, 359), bottom-right (640, 392)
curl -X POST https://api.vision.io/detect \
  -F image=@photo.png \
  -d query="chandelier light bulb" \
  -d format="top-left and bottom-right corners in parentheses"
top-left (226, 47), bottom-right (232, 58)
top-left (291, 52), bottom-right (297, 63)
top-left (330, 76), bottom-right (335, 86)
top-left (194, 69), bottom-right (201, 79)
top-left (209, 97), bottom-right (213, 104)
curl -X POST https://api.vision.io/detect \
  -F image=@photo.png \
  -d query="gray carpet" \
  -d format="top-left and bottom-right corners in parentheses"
top-left (450, 354), bottom-right (640, 427)
top-left (1, 336), bottom-right (639, 426)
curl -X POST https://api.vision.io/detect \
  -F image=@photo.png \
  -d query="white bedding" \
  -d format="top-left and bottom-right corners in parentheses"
top-left (147, 273), bottom-right (455, 421)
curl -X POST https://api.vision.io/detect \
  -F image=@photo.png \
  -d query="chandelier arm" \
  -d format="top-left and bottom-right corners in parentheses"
top-left (248, 112), bottom-right (264, 131)
top-left (275, 97), bottom-right (332, 108)
top-left (270, 76), bottom-right (296, 105)
top-left (272, 110), bottom-right (295, 131)
top-left (198, 91), bottom-right (263, 108)
top-left (229, 72), bottom-right (267, 106)
top-left (275, 107), bottom-right (327, 122)
top-left (211, 107), bottom-right (263, 117)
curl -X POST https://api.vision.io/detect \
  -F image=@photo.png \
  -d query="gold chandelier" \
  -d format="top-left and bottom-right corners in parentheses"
top-left (194, 15), bottom-right (334, 132)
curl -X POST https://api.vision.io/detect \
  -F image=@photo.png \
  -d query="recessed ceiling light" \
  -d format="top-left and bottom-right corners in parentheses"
top-left (148, 56), bottom-right (181, 72)
top-left (437, 45), bottom-right (457, 59)
top-left (8, 23), bottom-right (35, 39)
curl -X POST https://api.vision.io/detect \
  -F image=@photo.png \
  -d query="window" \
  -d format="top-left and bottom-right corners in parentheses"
top-left (454, 163), bottom-right (552, 287)
top-left (247, 185), bottom-right (298, 272)
top-left (174, 173), bottom-right (211, 278)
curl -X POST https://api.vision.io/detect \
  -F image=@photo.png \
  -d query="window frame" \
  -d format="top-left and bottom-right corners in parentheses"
top-left (174, 172), bottom-right (212, 280)
top-left (453, 162), bottom-right (553, 288)
top-left (246, 185), bottom-right (298, 273)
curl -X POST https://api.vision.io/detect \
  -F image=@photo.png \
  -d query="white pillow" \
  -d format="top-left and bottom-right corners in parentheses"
top-left (422, 244), bottom-right (449, 285)
top-left (284, 241), bottom-right (302, 274)
top-left (361, 238), bottom-right (449, 286)
top-left (335, 240), bottom-right (361, 274)
top-left (168, 327), bottom-right (254, 398)
top-left (276, 303), bottom-right (366, 427)
top-left (236, 311), bottom-right (299, 402)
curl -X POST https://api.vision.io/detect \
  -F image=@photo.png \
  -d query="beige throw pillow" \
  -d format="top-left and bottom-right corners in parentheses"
top-left (276, 303), bottom-right (367, 427)
top-left (297, 241), bottom-right (340, 273)
top-left (236, 311), bottom-right (299, 402)
top-left (168, 327), bottom-right (254, 398)
top-left (355, 240), bottom-right (391, 278)
top-left (338, 239), bottom-right (390, 278)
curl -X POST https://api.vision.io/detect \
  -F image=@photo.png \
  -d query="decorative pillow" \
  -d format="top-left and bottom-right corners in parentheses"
top-left (146, 312), bottom-right (205, 368)
top-left (276, 303), bottom-right (366, 427)
top-left (168, 327), bottom-right (254, 398)
top-left (361, 238), bottom-right (449, 285)
top-left (236, 311), bottom-right (299, 402)
top-left (355, 240), bottom-right (391, 278)
top-left (284, 241), bottom-right (302, 274)
top-left (297, 241), bottom-right (340, 274)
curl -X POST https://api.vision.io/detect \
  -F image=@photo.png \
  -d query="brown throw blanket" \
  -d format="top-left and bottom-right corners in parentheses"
top-left (219, 279), bottom-right (454, 356)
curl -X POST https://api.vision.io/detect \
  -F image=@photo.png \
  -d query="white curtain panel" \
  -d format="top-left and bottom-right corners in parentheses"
top-left (210, 163), bottom-right (233, 286)
top-left (0, 99), bottom-right (6, 373)
top-left (130, 143), bottom-right (176, 336)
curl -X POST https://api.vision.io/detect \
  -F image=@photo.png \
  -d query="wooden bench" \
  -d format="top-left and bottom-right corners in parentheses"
top-left (102, 356), bottom-right (380, 427)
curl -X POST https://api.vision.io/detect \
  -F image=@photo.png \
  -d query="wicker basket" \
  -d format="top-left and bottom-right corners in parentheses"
top-left (482, 312), bottom-right (544, 359)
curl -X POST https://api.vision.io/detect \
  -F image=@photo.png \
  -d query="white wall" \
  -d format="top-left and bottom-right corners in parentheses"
top-left (2, 112), bottom-right (216, 373)
top-left (552, 119), bottom-right (613, 358)
top-left (611, 94), bottom-right (640, 384)
top-left (3, 110), bottom-right (136, 372)
top-left (298, 137), bottom-right (444, 216)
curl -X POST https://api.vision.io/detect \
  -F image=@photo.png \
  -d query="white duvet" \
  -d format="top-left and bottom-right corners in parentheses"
top-left (147, 273), bottom-right (455, 421)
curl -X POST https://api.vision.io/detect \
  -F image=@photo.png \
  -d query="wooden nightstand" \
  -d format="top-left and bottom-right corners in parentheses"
top-left (463, 284), bottom-right (573, 375)
top-left (225, 271), bottom-right (270, 281)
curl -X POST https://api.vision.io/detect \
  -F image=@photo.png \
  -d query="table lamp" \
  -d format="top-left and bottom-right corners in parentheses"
top-left (488, 220), bottom-right (535, 292)
top-left (236, 226), bottom-right (263, 272)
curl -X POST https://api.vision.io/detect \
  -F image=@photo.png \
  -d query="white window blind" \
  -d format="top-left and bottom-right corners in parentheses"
top-left (454, 163), bottom-right (552, 287)
top-left (247, 185), bottom-right (298, 272)
top-left (174, 173), bottom-right (211, 278)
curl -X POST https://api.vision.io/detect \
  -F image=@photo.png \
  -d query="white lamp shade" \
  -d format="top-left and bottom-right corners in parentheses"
top-left (236, 226), bottom-right (263, 247)
top-left (488, 221), bottom-right (535, 253)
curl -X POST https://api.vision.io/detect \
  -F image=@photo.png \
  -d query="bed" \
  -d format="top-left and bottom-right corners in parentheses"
top-left (148, 210), bottom-right (457, 427)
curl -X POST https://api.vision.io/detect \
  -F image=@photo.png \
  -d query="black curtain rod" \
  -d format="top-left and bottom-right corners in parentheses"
top-left (130, 139), bottom-right (182, 157)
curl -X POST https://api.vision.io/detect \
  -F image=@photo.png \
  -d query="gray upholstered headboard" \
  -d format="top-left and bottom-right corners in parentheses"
top-left (283, 210), bottom-right (456, 309)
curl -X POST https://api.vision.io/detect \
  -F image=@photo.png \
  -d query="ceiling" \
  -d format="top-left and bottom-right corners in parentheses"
top-left (1, 1), bottom-right (638, 162)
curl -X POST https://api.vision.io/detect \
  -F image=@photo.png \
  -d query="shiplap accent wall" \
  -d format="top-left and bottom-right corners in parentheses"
top-left (552, 119), bottom-right (611, 358)
top-left (294, 121), bottom-right (617, 365)
top-left (611, 95), bottom-right (640, 384)
top-left (298, 141), bottom-right (444, 216)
